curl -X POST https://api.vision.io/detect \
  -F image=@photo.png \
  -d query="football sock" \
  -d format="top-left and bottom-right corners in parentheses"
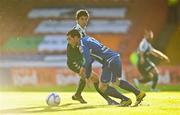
top-left (104, 86), bottom-right (129, 100)
top-left (93, 82), bottom-right (113, 102)
top-left (152, 73), bottom-right (158, 89)
top-left (119, 80), bottom-right (140, 95)
top-left (75, 78), bottom-right (86, 96)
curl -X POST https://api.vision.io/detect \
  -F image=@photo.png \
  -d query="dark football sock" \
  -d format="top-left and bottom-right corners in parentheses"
top-left (93, 82), bottom-right (113, 102)
top-left (119, 80), bottom-right (140, 95)
top-left (152, 73), bottom-right (158, 89)
top-left (104, 86), bottom-right (129, 101)
top-left (75, 78), bottom-right (86, 96)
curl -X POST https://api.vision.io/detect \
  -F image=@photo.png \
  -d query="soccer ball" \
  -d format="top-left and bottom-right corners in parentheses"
top-left (46, 92), bottom-right (61, 106)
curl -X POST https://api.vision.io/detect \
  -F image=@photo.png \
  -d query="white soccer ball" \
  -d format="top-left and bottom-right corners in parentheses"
top-left (46, 92), bottom-right (61, 106)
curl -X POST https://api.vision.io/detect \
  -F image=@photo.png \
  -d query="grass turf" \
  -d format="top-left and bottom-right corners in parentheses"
top-left (0, 84), bottom-right (180, 92)
top-left (0, 92), bottom-right (180, 115)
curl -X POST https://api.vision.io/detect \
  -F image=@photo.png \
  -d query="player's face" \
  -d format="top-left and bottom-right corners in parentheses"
top-left (145, 31), bottom-right (154, 42)
top-left (77, 16), bottom-right (89, 28)
top-left (67, 35), bottom-right (79, 47)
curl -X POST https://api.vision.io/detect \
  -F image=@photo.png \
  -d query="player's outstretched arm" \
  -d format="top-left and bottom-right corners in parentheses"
top-left (151, 49), bottom-right (170, 63)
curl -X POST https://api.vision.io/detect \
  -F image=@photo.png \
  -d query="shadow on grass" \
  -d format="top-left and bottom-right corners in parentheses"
top-left (0, 103), bottom-right (109, 114)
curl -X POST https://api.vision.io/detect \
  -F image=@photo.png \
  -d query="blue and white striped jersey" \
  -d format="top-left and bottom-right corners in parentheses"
top-left (73, 23), bottom-right (87, 38)
top-left (137, 38), bottom-right (154, 60)
top-left (80, 36), bottom-right (119, 78)
top-left (138, 38), bottom-right (153, 53)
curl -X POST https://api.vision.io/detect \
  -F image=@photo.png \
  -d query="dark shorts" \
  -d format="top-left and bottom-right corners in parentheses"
top-left (101, 56), bottom-right (122, 83)
top-left (137, 58), bottom-right (156, 77)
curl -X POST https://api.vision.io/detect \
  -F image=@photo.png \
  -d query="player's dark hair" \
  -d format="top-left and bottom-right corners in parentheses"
top-left (75, 9), bottom-right (89, 19)
top-left (67, 29), bottom-right (81, 38)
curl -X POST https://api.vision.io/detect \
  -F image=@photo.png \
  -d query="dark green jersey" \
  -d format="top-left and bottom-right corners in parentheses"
top-left (67, 24), bottom-right (86, 73)
top-left (67, 44), bottom-right (84, 73)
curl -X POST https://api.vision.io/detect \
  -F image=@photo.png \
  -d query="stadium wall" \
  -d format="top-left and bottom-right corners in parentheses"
top-left (0, 66), bottom-right (180, 86)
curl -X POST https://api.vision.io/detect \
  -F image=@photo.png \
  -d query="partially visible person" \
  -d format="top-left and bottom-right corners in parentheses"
top-left (134, 30), bottom-right (170, 91)
top-left (66, 9), bottom-right (88, 104)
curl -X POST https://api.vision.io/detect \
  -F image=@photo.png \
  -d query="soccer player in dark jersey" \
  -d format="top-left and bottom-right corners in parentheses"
top-left (67, 9), bottom-right (88, 104)
top-left (134, 30), bottom-right (169, 91)
top-left (67, 9), bottom-right (126, 105)
top-left (67, 29), bottom-right (146, 106)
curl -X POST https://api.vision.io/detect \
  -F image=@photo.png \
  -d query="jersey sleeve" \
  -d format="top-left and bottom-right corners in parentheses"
top-left (73, 25), bottom-right (86, 38)
top-left (139, 39), bottom-right (149, 52)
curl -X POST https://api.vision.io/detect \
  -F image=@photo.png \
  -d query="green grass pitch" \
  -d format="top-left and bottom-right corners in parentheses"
top-left (0, 92), bottom-right (180, 115)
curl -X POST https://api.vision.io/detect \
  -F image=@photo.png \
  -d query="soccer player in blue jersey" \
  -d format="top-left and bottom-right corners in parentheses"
top-left (67, 29), bottom-right (146, 106)
top-left (134, 30), bottom-right (169, 91)
top-left (67, 9), bottom-right (128, 105)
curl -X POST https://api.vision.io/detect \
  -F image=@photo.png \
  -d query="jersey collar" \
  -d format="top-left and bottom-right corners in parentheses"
top-left (76, 23), bottom-right (86, 34)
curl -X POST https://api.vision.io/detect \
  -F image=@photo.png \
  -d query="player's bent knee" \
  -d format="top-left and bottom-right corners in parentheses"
top-left (89, 72), bottom-right (99, 83)
top-left (98, 82), bottom-right (108, 93)
top-left (78, 73), bottom-right (85, 80)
